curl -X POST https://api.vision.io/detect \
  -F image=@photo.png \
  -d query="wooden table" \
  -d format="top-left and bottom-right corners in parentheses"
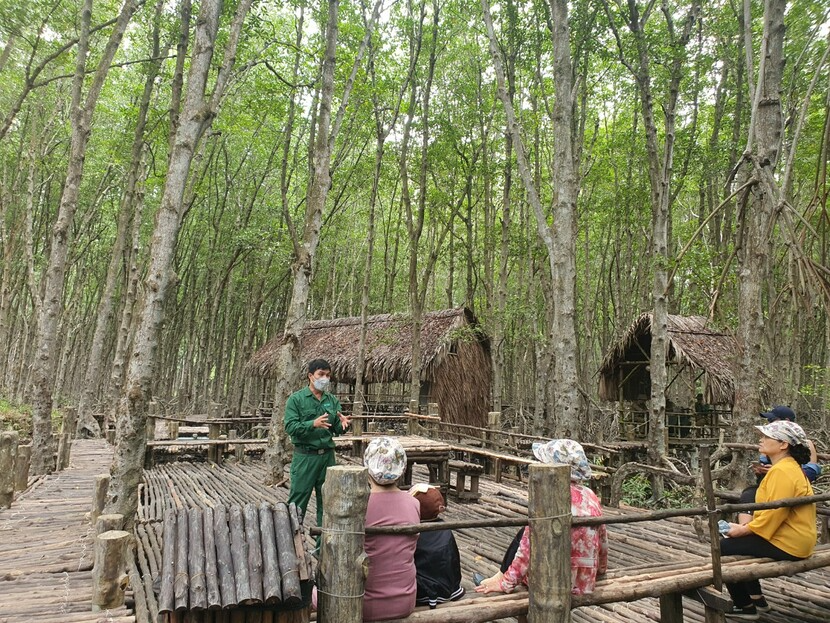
top-left (336, 434), bottom-right (452, 499)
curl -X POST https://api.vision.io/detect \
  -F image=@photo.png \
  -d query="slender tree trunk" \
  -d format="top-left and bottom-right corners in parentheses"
top-left (732, 0), bottom-right (787, 487)
top-left (77, 1), bottom-right (166, 437)
top-left (108, 0), bottom-right (254, 520)
top-left (30, 0), bottom-right (139, 475)
top-left (265, 0), bottom-right (341, 482)
top-left (546, 0), bottom-right (583, 437)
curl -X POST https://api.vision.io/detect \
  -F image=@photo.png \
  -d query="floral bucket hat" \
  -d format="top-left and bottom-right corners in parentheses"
top-left (756, 420), bottom-right (808, 447)
top-left (364, 436), bottom-right (407, 484)
top-left (531, 439), bottom-right (592, 482)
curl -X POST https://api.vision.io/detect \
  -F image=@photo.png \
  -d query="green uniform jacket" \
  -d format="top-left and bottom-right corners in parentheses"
top-left (284, 387), bottom-right (345, 449)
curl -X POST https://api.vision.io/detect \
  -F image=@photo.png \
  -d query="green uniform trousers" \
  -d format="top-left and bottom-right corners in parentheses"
top-left (288, 449), bottom-right (336, 527)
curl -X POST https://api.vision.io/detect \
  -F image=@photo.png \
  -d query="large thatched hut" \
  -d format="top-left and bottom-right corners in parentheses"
top-left (597, 313), bottom-right (740, 439)
top-left (247, 307), bottom-right (492, 427)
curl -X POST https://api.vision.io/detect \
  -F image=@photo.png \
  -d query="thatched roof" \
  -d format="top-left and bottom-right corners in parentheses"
top-left (597, 313), bottom-right (739, 405)
top-left (247, 307), bottom-right (489, 383)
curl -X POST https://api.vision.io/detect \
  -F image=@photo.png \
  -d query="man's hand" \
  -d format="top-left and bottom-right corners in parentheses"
top-left (312, 414), bottom-right (331, 429)
top-left (338, 411), bottom-right (351, 430)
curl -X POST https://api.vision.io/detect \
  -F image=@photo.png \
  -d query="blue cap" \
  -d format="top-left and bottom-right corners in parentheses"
top-left (759, 405), bottom-right (796, 422)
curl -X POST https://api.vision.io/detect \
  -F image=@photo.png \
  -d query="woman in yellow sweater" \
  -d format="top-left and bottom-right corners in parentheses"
top-left (721, 419), bottom-right (817, 620)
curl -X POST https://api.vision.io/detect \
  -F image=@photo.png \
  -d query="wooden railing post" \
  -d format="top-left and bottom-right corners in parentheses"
top-left (56, 432), bottom-right (72, 471)
top-left (92, 530), bottom-right (131, 610)
top-left (527, 463), bottom-right (571, 623)
top-left (14, 443), bottom-right (31, 492)
top-left (0, 431), bottom-right (19, 508)
top-left (90, 474), bottom-right (111, 525)
top-left (96, 513), bottom-right (125, 534)
top-left (318, 466), bottom-right (370, 623)
top-left (427, 403), bottom-right (439, 436)
top-left (208, 423), bottom-right (221, 463)
top-left (485, 411), bottom-right (501, 476)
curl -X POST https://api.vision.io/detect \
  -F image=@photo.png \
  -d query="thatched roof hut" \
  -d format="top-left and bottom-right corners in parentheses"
top-left (247, 307), bottom-right (492, 426)
top-left (597, 313), bottom-right (738, 406)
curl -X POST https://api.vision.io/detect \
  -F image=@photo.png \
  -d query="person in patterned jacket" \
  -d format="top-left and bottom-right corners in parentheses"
top-left (474, 439), bottom-right (607, 596)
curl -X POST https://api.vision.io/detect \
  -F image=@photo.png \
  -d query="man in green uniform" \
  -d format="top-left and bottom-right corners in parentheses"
top-left (285, 358), bottom-right (351, 526)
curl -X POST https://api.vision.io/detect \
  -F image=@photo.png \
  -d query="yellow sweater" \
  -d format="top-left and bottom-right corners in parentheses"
top-left (748, 456), bottom-right (816, 558)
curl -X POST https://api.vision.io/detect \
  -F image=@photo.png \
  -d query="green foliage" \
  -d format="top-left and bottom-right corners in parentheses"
top-left (0, 398), bottom-right (32, 438)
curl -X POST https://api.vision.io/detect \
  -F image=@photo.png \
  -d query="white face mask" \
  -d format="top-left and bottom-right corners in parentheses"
top-left (313, 377), bottom-right (330, 392)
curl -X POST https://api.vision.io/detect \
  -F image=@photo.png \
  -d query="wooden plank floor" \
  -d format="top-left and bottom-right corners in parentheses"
top-left (135, 445), bottom-right (830, 623)
top-left (0, 439), bottom-right (135, 623)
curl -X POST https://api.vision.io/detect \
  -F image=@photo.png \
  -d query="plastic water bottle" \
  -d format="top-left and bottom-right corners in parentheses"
top-left (718, 520), bottom-right (730, 536)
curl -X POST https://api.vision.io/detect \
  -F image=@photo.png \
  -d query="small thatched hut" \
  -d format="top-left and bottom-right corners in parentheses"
top-left (247, 307), bottom-right (492, 427)
top-left (598, 313), bottom-right (738, 406)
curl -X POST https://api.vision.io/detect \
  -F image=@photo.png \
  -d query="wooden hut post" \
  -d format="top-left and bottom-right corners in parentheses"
top-left (318, 466), bottom-right (370, 623)
top-left (14, 444), bottom-right (31, 492)
top-left (92, 530), bottom-right (131, 611)
top-left (90, 474), bottom-right (111, 525)
top-left (0, 431), bottom-right (19, 508)
top-left (527, 463), bottom-right (571, 623)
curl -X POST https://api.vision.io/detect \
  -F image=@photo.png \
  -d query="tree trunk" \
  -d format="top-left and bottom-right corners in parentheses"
top-left (546, 0), bottom-right (583, 437)
top-left (732, 0), bottom-right (786, 486)
top-left (77, 1), bottom-right (166, 438)
top-left (265, 0), bottom-right (341, 482)
top-left (108, 0), bottom-right (254, 520)
top-left (30, 0), bottom-right (139, 475)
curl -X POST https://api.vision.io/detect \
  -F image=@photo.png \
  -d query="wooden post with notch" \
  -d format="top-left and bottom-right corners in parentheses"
top-left (318, 466), bottom-right (370, 623)
top-left (527, 463), bottom-right (571, 623)
top-left (92, 530), bottom-right (131, 611)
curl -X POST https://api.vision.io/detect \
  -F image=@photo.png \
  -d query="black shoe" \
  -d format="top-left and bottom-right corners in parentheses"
top-left (752, 596), bottom-right (770, 612)
top-left (725, 604), bottom-right (759, 620)
top-left (472, 572), bottom-right (486, 587)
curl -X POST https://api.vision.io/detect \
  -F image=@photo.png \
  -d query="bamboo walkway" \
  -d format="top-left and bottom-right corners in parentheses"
top-left (0, 439), bottom-right (135, 623)
top-left (4, 440), bottom-right (829, 622)
top-left (135, 453), bottom-right (830, 623)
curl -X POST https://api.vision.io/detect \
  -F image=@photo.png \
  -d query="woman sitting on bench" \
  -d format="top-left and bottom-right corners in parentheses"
top-left (721, 420), bottom-right (817, 620)
top-left (473, 439), bottom-right (607, 596)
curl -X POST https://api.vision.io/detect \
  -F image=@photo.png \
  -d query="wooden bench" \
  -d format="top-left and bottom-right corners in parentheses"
top-left (376, 544), bottom-right (830, 622)
top-left (448, 459), bottom-right (484, 501)
top-left (145, 438), bottom-right (267, 466)
top-left (451, 444), bottom-right (534, 483)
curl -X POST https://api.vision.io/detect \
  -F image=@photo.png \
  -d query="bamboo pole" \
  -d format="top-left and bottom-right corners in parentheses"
top-left (318, 466), bottom-right (370, 623)
top-left (90, 474), bottom-right (110, 525)
top-left (528, 463), bottom-right (570, 623)
top-left (203, 506), bottom-right (222, 609)
top-left (91, 529), bottom-right (131, 611)
top-left (158, 509), bottom-right (177, 614)
top-left (14, 443), bottom-right (30, 492)
top-left (0, 431), bottom-right (18, 508)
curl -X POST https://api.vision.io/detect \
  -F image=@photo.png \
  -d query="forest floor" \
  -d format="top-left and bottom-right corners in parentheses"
top-left (0, 438), bottom-right (135, 623)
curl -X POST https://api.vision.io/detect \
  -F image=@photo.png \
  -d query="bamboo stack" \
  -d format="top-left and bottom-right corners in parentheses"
top-left (156, 502), bottom-right (310, 621)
